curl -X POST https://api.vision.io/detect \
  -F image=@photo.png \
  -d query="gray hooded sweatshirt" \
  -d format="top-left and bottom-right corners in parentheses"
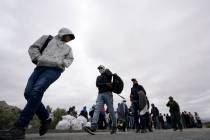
top-left (28, 28), bottom-right (74, 70)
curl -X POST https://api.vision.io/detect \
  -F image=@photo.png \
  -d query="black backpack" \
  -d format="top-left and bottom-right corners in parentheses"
top-left (32, 35), bottom-right (53, 64)
top-left (112, 73), bottom-right (124, 94)
top-left (138, 91), bottom-right (147, 110)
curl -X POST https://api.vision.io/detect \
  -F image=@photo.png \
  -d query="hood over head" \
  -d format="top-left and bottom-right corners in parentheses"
top-left (58, 27), bottom-right (75, 40)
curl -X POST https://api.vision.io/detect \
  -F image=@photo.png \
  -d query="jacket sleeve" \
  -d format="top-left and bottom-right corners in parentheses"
top-left (130, 88), bottom-right (134, 101)
top-left (174, 101), bottom-right (180, 112)
top-left (28, 35), bottom-right (48, 62)
top-left (166, 101), bottom-right (170, 107)
top-left (156, 107), bottom-right (159, 115)
top-left (151, 108), bottom-right (153, 114)
top-left (147, 98), bottom-right (150, 109)
top-left (63, 47), bottom-right (74, 68)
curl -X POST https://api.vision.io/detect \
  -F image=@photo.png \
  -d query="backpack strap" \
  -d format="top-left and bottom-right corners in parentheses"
top-left (40, 35), bottom-right (53, 54)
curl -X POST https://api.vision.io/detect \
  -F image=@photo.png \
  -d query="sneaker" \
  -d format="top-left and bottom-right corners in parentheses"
top-left (136, 128), bottom-right (140, 133)
top-left (39, 118), bottom-right (52, 136)
top-left (141, 129), bottom-right (146, 133)
top-left (0, 124), bottom-right (25, 140)
top-left (148, 128), bottom-right (153, 132)
top-left (110, 127), bottom-right (117, 134)
top-left (83, 126), bottom-right (96, 135)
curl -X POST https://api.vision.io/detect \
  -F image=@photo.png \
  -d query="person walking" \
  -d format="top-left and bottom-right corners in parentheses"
top-left (151, 104), bottom-right (160, 129)
top-left (79, 106), bottom-right (88, 121)
top-left (130, 78), bottom-right (147, 133)
top-left (117, 100), bottom-right (129, 132)
top-left (0, 27), bottom-right (75, 140)
top-left (144, 97), bottom-right (153, 132)
top-left (194, 112), bottom-right (202, 128)
top-left (166, 96), bottom-right (183, 131)
top-left (139, 95), bottom-right (149, 133)
top-left (84, 65), bottom-right (117, 135)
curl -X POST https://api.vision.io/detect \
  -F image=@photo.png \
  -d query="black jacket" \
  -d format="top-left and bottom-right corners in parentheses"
top-left (151, 107), bottom-right (159, 117)
top-left (166, 100), bottom-right (180, 113)
top-left (96, 69), bottom-right (112, 93)
top-left (130, 83), bottom-right (147, 101)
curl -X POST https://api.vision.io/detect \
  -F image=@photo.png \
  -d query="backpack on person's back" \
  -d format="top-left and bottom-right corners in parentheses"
top-left (138, 90), bottom-right (147, 110)
top-left (32, 35), bottom-right (53, 64)
top-left (112, 73), bottom-right (124, 94)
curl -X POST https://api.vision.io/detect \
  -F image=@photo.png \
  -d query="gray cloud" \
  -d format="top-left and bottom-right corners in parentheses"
top-left (0, 0), bottom-right (210, 120)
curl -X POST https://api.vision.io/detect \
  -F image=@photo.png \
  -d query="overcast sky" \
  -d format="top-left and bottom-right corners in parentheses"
top-left (0, 0), bottom-right (210, 120)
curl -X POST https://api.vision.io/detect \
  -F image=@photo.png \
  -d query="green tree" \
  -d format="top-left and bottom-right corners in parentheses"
top-left (0, 108), bottom-right (21, 129)
top-left (51, 108), bottom-right (67, 129)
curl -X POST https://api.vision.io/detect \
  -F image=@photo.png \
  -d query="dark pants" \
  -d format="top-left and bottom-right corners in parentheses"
top-left (16, 66), bottom-right (63, 127)
top-left (132, 102), bottom-right (140, 129)
top-left (145, 112), bottom-right (152, 130)
top-left (98, 113), bottom-right (107, 129)
top-left (140, 114), bottom-right (146, 130)
top-left (171, 112), bottom-right (183, 130)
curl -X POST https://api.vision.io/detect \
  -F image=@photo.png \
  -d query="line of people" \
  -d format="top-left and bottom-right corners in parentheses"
top-left (79, 67), bottom-right (203, 134)
top-left (82, 100), bottom-right (202, 133)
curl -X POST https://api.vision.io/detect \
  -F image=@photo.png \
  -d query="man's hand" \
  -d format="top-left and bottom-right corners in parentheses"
top-left (106, 83), bottom-right (112, 89)
top-left (166, 101), bottom-right (171, 107)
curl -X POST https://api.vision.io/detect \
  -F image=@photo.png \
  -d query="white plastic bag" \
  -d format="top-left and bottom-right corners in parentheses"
top-left (62, 115), bottom-right (76, 122)
top-left (71, 119), bottom-right (83, 130)
top-left (84, 122), bottom-right (91, 127)
top-left (76, 116), bottom-right (87, 126)
top-left (55, 120), bottom-right (71, 130)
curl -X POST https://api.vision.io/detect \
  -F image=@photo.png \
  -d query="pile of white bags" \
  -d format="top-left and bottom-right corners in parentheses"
top-left (55, 115), bottom-right (89, 130)
top-left (62, 115), bottom-right (76, 122)
top-left (55, 115), bottom-right (76, 130)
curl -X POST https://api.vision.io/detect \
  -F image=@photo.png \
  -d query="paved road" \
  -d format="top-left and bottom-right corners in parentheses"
top-left (26, 128), bottom-right (210, 140)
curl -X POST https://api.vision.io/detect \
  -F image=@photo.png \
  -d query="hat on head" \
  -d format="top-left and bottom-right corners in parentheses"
top-left (169, 96), bottom-right (173, 99)
top-left (97, 65), bottom-right (105, 70)
top-left (131, 78), bottom-right (137, 82)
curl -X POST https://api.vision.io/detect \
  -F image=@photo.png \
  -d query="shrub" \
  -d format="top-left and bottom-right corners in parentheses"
top-left (51, 108), bottom-right (67, 129)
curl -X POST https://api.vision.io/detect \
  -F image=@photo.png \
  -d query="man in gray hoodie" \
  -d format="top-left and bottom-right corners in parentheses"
top-left (0, 27), bottom-right (75, 140)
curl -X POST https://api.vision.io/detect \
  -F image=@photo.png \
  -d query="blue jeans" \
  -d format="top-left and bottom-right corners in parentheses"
top-left (16, 66), bottom-right (63, 127)
top-left (91, 92), bottom-right (116, 129)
